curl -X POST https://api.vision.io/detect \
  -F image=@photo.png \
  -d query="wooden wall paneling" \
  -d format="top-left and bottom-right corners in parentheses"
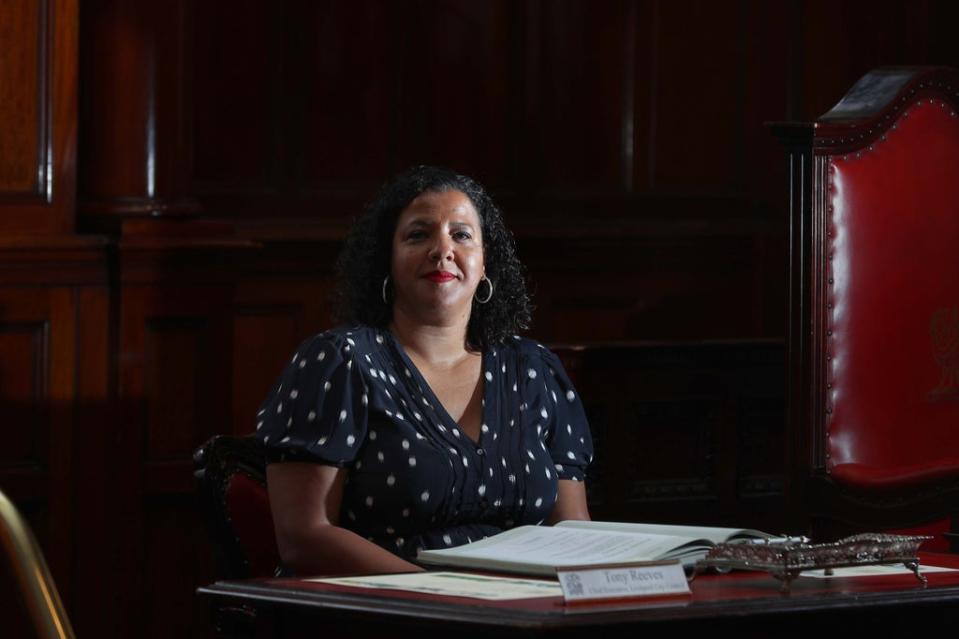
top-left (142, 315), bottom-right (217, 485)
top-left (628, 0), bottom-right (654, 192)
top-left (394, 0), bottom-right (512, 184)
top-left (526, 0), bottom-right (631, 191)
top-left (0, 1), bottom-right (42, 194)
top-left (750, 231), bottom-right (788, 339)
top-left (521, 229), bottom-right (769, 343)
top-left (80, 0), bottom-right (148, 199)
top-left (0, 239), bottom-right (110, 636)
top-left (175, 0), bottom-right (959, 229)
top-left (740, 0), bottom-right (793, 342)
top-left (114, 282), bottom-right (234, 638)
top-left (0, 294), bottom-right (52, 502)
top-left (927, 1), bottom-right (959, 62)
top-left (0, 285), bottom-right (80, 608)
top-left (705, 340), bottom-right (786, 530)
top-left (233, 276), bottom-right (336, 437)
top-left (192, 0), bottom-right (395, 221)
top-left (620, 370), bottom-right (723, 513)
top-left (798, 0), bottom-right (884, 121)
top-left (796, 0), bottom-right (958, 122)
top-left (191, 1), bottom-right (277, 189)
top-left (0, 290), bottom-right (54, 639)
top-left (0, 241), bottom-right (111, 639)
top-left (142, 496), bottom-right (213, 639)
top-left (193, 0), bottom-right (515, 221)
top-left (568, 341), bottom-right (785, 531)
top-left (231, 238), bottom-right (340, 438)
top-left (0, 237), bottom-right (109, 287)
top-left (740, 0), bottom-right (792, 206)
top-left (649, 0), bottom-right (741, 192)
top-left (44, 287), bottom-right (77, 605)
top-left (0, 0), bottom-right (77, 235)
top-left (69, 284), bottom-right (114, 638)
top-left (151, 0), bottom-right (195, 205)
top-left (234, 303), bottom-right (306, 436)
top-left (79, 0), bottom-right (199, 229)
top-left (293, 0), bottom-right (397, 184)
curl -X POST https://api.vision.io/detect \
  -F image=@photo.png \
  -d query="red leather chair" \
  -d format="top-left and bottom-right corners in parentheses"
top-left (774, 67), bottom-right (959, 549)
top-left (194, 435), bottom-right (281, 578)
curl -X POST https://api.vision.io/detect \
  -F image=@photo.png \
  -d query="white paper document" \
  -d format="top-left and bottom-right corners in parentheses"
top-left (421, 526), bottom-right (703, 569)
top-left (308, 571), bottom-right (563, 600)
top-left (800, 564), bottom-right (958, 578)
top-left (417, 521), bottom-right (775, 576)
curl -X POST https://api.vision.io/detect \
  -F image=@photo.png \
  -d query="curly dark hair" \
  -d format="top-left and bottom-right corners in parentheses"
top-left (334, 165), bottom-right (532, 349)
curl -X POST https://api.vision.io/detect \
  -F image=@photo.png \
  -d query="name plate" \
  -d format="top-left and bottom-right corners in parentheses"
top-left (556, 560), bottom-right (690, 602)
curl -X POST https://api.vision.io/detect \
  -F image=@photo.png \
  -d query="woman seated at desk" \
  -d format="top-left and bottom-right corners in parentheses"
top-left (257, 166), bottom-right (594, 575)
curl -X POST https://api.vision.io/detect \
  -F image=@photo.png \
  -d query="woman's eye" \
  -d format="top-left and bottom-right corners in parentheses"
top-left (453, 231), bottom-right (472, 241)
top-left (406, 231), bottom-right (426, 241)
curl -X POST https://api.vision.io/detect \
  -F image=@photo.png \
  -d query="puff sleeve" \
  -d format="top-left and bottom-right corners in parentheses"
top-left (531, 345), bottom-right (594, 481)
top-left (255, 333), bottom-right (369, 466)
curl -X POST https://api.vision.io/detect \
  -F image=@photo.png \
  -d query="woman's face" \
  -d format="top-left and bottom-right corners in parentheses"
top-left (391, 189), bottom-right (485, 325)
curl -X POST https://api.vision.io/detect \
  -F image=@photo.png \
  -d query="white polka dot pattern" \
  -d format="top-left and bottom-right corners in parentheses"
top-left (255, 326), bottom-right (593, 562)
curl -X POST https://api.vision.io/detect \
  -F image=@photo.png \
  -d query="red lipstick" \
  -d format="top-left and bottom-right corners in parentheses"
top-left (425, 271), bottom-right (457, 282)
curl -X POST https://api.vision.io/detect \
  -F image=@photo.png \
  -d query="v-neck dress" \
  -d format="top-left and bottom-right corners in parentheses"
top-left (256, 326), bottom-right (593, 561)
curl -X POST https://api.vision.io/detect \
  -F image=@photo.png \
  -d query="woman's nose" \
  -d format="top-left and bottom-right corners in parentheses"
top-left (428, 236), bottom-right (454, 261)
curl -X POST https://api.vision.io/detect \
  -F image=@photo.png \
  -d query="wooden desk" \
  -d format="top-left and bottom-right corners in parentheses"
top-left (198, 554), bottom-right (959, 638)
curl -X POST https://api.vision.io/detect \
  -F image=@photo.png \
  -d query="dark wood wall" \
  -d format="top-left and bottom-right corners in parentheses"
top-left (1, 1), bottom-right (957, 636)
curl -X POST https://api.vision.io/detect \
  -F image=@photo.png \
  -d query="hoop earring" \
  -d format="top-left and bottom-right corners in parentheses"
top-left (382, 276), bottom-right (390, 305)
top-left (475, 275), bottom-right (493, 304)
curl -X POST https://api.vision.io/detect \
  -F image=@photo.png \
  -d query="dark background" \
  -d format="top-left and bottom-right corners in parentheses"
top-left (1, 1), bottom-right (957, 636)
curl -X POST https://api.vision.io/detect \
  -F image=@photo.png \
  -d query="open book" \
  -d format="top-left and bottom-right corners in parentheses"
top-left (417, 520), bottom-right (775, 577)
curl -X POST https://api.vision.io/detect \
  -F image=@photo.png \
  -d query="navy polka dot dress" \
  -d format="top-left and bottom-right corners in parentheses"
top-left (257, 326), bottom-right (593, 562)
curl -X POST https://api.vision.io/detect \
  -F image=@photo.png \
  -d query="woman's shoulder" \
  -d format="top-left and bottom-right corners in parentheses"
top-left (496, 334), bottom-right (560, 362)
top-left (497, 335), bottom-right (582, 401)
top-left (294, 325), bottom-right (389, 357)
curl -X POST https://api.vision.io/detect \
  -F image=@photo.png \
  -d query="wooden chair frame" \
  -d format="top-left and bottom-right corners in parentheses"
top-left (773, 67), bottom-right (959, 543)
top-left (194, 435), bottom-right (281, 579)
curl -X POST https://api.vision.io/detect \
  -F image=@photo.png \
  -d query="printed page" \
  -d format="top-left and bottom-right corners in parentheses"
top-left (799, 564), bottom-right (957, 578)
top-left (556, 520), bottom-right (771, 544)
top-left (419, 525), bottom-right (701, 567)
top-left (310, 571), bottom-right (563, 600)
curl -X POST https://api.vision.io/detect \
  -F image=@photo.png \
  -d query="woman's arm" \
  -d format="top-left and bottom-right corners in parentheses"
top-left (545, 479), bottom-right (590, 525)
top-left (266, 462), bottom-right (424, 576)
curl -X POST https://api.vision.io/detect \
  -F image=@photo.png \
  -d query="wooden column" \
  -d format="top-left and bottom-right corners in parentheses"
top-left (79, 0), bottom-right (199, 230)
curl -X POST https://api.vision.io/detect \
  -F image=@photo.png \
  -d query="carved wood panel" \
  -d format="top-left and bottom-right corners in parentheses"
top-left (0, 0), bottom-right (76, 235)
top-left (233, 277), bottom-right (335, 435)
top-left (113, 283), bottom-right (233, 638)
top-left (521, 231), bottom-right (783, 343)
top-left (0, 0), bottom-right (45, 196)
top-left (68, 285), bottom-right (112, 636)
top-left (0, 285), bottom-right (84, 613)
top-left (564, 341), bottom-right (785, 531)
top-left (0, 321), bottom-right (48, 470)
